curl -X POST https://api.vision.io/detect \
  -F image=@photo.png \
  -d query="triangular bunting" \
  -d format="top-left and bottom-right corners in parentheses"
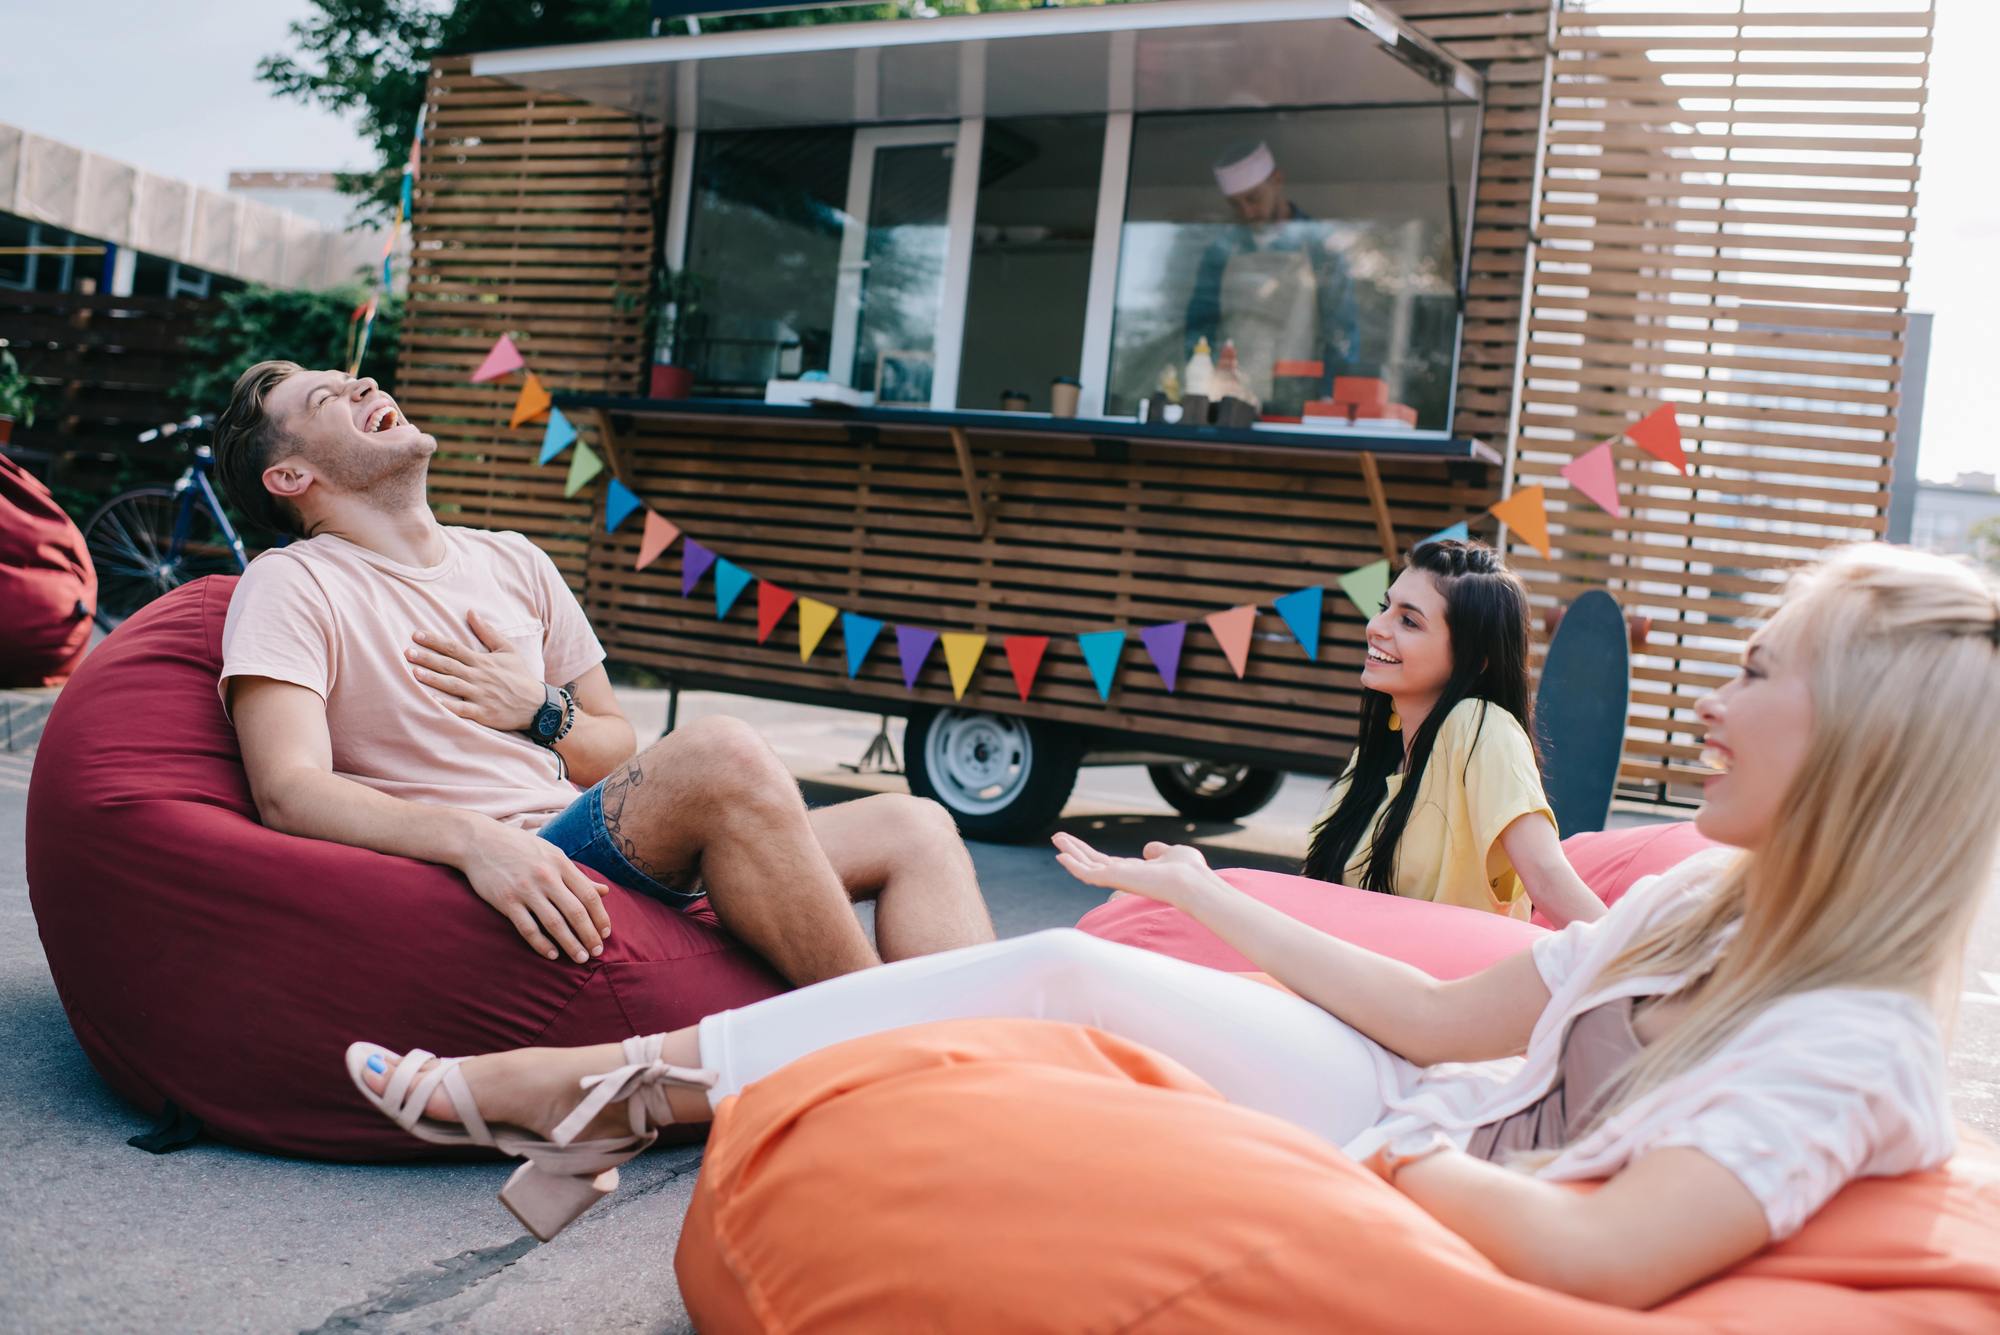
top-left (538, 407), bottom-right (577, 465)
top-left (1418, 521), bottom-right (1469, 548)
top-left (1078, 630), bottom-right (1127, 703)
top-left (1204, 605), bottom-right (1257, 680)
top-left (470, 333), bottom-right (525, 383)
top-left (1139, 621), bottom-right (1187, 692)
top-left (1273, 586), bottom-right (1323, 662)
top-left (510, 372), bottom-right (552, 428)
top-left (895, 625), bottom-right (940, 690)
top-left (1560, 440), bottom-right (1624, 518)
top-left (1624, 404), bottom-right (1688, 474)
top-left (941, 633), bottom-right (987, 701)
top-left (713, 558), bottom-right (752, 619)
top-left (1337, 559), bottom-right (1391, 618)
top-left (635, 510), bottom-right (680, 570)
top-left (843, 613), bottom-right (885, 678)
top-left (1488, 485), bottom-right (1552, 561)
top-left (798, 598), bottom-right (838, 663)
top-left (680, 539), bottom-right (717, 596)
top-left (1003, 635), bottom-right (1049, 702)
top-left (604, 478), bottom-right (644, 533)
top-left (563, 439), bottom-right (603, 497)
top-left (757, 581), bottom-right (796, 643)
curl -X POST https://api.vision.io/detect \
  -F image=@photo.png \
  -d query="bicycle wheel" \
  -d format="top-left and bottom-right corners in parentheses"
top-left (83, 488), bottom-right (243, 622)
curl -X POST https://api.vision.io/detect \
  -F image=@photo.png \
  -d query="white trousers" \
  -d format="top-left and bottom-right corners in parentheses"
top-left (697, 929), bottom-right (1388, 1145)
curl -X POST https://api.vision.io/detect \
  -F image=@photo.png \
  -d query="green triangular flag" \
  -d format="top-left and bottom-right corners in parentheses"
top-left (1337, 558), bottom-right (1391, 617)
top-left (564, 439), bottom-right (604, 497)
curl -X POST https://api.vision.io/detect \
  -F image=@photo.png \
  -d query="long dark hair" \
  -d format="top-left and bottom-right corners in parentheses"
top-left (1302, 539), bottom-right (1537, 892)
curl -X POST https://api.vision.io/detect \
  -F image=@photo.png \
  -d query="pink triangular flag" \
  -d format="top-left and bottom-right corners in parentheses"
top-left (1559, 441), bottom-right (1623, 519)
top-left (1204, 605), bottom-right (1257, 680)
top-left (635, 510), bottom-right (680, 571)
top-left (470, 334), bottom-right (526, 383)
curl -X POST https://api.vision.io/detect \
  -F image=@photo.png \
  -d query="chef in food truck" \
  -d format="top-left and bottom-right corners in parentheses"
top-left (1183, 139), bottom-right (1363, 407)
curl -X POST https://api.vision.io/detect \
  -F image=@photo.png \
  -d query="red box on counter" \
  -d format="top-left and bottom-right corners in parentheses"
top-left (1273, 360), bottom-right (1324, 378)
top-left (1356, 403), bottom-right (1417, 427)
top-left (1331, 376), bottom-right (1389, 411)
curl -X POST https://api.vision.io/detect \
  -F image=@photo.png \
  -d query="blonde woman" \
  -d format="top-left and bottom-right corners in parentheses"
top-left (350, 545), bottom-right (1995, 1309)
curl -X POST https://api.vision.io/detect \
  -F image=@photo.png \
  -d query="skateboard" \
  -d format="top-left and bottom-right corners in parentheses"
top-left (1534, 589), bottom-right (1630, 837)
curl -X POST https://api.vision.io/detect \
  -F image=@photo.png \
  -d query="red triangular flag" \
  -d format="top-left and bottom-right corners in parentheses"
top-left (1623, 404), bottom-right (1687, 474)
top-left (1204, 605), bottom-right (1257, 679)
top-left (1003, 635), bottom-right (1049, 702)
top-left (756, 581), bottom-right (796, 644)
top-left (471, 334), bottom-right (526, 383)
top-left (1559, 440), bottom-right (1624, 519)
top-left (635, 510), bottom-right (681, 571)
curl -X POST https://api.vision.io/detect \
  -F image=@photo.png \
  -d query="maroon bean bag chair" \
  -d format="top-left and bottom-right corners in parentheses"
top-left (0, 453), bottom-right (95, 686)
top-left (26, 576), bottom-right (786, 1160)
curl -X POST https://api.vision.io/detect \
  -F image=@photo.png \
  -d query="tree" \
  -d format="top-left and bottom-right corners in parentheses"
top-left (177, 286), bottom-right (403, 419)
top-left (1969, 514), bottom-right (2000, 574)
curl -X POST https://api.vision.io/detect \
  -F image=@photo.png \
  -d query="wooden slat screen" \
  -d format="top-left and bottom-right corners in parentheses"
top-left (1505, 4), bottom-right (1929, 801)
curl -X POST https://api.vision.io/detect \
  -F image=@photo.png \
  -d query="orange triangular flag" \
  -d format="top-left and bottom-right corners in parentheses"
top-left (756, 581), bottom-right (796, 644)
top-left (1488, 485), bottom-right (1552, 561)
top-left (1205, 604), bottom-right (1257, 680)
top-left (510, 372), bottom-right (553, 428)
top-left (1623, 404), bottom-right (1687, 474)
top-left (635, 510), bottom-right (681, 571)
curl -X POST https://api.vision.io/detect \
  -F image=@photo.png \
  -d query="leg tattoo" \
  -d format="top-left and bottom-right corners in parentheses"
top-left (600, 755), bottom-right (702, 895)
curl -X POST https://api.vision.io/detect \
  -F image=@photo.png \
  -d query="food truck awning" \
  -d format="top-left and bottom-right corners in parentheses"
top-left (471, 0), bottom-right (1481, 130)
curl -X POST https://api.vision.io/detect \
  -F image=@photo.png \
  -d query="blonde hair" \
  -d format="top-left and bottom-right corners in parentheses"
top-left (1589, 543), bottom-right (2000, 1121)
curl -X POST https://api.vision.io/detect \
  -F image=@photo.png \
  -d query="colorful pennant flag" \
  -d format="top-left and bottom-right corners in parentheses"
top-left (1003, 635), bottom-right (1049, 701)
top-left (604, 478), bottom-right (644, 533)
top-left (510, 372), bottom-right (552, 428)
top-left (470, 334), bottom-right (525, 383)
top-left (757, 581), bottom-right (796, 643)
top-left (798, 598), bottom-right (838, 663)
top-left (941, 633), bottom-right (987, 700)
top-left (563, 440), bottom-right (603, 497)
top-left (635, 510), bottom-right (680, 571)
top-left (1418, 521), bottom-right (1470, 547)
top-left (1624, 404), bottom-right (1688, 474)
top-left (843, 613), bottom-right (885, 678)
top-left (681, 539), bottom-right (717, 596)
top-left (1273, 586), bottom-right (1323, 662)
top-left (896, 625), bottom-right (940, 689)
top-left (1488, 485), bottom-right (1551, 560)
top-left (1140, 621), bottom-right (1187, 692)
top-left (1205, 605), bottom-right (1257, 680)
top-left (713, 558), bottom-right (752, 619)
top-left (1338, 559), bottom-right (1391, 618)
top-left (1560, 441), bottom-right (1624, 518)
top-left (1078, 630), bottom-right (1127, 702)
top-left (538, 407), bottom-right (577, 465)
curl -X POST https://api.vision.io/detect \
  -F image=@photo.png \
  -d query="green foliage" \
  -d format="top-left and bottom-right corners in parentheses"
top-left (177, 286), bottom-right (404, 419)
top-left (1969, 515), bottom-right (2000, 574)
top-left (0, 348), bottom-right (36, 427)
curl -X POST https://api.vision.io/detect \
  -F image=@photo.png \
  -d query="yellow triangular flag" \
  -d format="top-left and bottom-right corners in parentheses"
top-left (510, 372), bottom-right (552, 428)
top-left (940, 633), bottom-right (987, 700)
top-left (797, 597), bottom-right (838, 663)
top-left (564, 439), bottom-right (603, 497)
top-left (1488, 484), bottom-right (1552, 561)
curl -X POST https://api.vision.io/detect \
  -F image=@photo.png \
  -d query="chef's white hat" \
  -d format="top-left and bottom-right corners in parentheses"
top-left (1213, 140), bottom-right (1277, 196)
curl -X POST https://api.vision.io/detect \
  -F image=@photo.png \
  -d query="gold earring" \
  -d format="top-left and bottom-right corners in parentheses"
top-left (1388, 710), bottom-right (1401, 732)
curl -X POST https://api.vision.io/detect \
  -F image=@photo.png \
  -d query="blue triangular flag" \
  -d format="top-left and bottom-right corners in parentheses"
top-left (1077, 630), bottom-right (1127, 702)
top-left (1273, 586), bottom-right (1323, 662)
top-left (1419, 520), bottom-right (1470, 548)
top-left (843, 613), bottom-right (885, 678)
top-left (604, 478), bottom-right (644, 533)
top-left (714, 558), bottom-right (752, 619)
top-left (538, 407), bottom-right (577, 465)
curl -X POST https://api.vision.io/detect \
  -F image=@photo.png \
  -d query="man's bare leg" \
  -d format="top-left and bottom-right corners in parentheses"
top-left (808, 794), bottom-right (994, 959)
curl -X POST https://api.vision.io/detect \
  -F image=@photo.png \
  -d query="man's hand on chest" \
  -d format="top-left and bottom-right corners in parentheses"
top-left (405, 609), bottom-right (547, 732)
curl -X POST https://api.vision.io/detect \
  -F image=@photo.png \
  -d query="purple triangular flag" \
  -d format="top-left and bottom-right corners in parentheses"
top-left (681, 539), bottom-right (717, 597)
top-left (895, 625), bottom-right (940, 690)
top-left (1140, 621), bottom-right (1188, 692)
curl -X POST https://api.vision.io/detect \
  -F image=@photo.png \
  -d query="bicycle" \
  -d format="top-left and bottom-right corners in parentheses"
top-left (80, 416), bottom-right (250, 623)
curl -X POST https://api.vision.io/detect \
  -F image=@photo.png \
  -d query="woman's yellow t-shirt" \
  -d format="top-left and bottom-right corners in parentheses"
top-left (1324, 697), bottom-right (1556, 919)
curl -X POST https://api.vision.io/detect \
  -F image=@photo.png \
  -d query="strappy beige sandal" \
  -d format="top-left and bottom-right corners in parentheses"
top-left (344, 1033), bottom-right (718, 1241)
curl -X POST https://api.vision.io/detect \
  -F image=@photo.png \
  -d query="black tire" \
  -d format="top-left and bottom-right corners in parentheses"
top-left (1146, 762), bottom-right (1286, 822)
top-left (905, 707), bottom-right (1084, 842)
top-left (82, 487), bottom-right (241, 622)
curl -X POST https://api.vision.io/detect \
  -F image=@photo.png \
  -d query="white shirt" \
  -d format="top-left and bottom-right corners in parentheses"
top-left (1342, 848), bottom-right (1956, 1239)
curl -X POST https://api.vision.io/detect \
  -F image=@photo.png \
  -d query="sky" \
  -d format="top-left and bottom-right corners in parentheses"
top-left (0, 0), bottom-right (1992, 482)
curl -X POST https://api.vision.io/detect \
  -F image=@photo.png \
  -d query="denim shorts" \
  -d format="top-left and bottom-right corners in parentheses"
top-left (537, 780), bottom-right (703, 910)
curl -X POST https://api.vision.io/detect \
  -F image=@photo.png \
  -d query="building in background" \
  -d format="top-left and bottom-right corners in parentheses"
top-left (1910, 472), bottom-right (2000, 565)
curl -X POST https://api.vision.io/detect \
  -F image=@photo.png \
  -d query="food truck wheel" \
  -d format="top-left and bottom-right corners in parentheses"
top-left (1146, 763), bottom-right (1286, 821)
top-left (906, 708), bottom-right (1083, 842)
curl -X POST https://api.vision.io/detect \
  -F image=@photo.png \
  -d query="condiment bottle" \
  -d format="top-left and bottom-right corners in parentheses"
top-left (1184, 337), bottom-right (1214, 398)
top-left (1209, 338), bottom-right (1248, 404)
top-left (1159, 365), bottom-right (1182, 404)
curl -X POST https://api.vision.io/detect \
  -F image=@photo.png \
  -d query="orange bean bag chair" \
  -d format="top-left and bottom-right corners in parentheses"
top-left (676, 1018), bottom-right (2000, 1334)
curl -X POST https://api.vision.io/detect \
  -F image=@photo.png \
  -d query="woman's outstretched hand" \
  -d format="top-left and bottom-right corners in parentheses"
top-left (1051, 833), bottom-right (1215, 908)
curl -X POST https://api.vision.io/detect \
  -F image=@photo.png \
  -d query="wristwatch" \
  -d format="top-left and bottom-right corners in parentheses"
top-left (524, 684), bottom-right (574, 748)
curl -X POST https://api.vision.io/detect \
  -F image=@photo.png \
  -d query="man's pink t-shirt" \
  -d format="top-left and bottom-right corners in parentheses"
top-left (219, 527), bottom-right (604, 829)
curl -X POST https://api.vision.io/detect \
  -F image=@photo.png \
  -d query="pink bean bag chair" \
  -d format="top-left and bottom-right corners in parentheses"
top-left (0, 453), bottom-right (95, 686)
top-left (26, 576), bottom-right (787, 1160)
